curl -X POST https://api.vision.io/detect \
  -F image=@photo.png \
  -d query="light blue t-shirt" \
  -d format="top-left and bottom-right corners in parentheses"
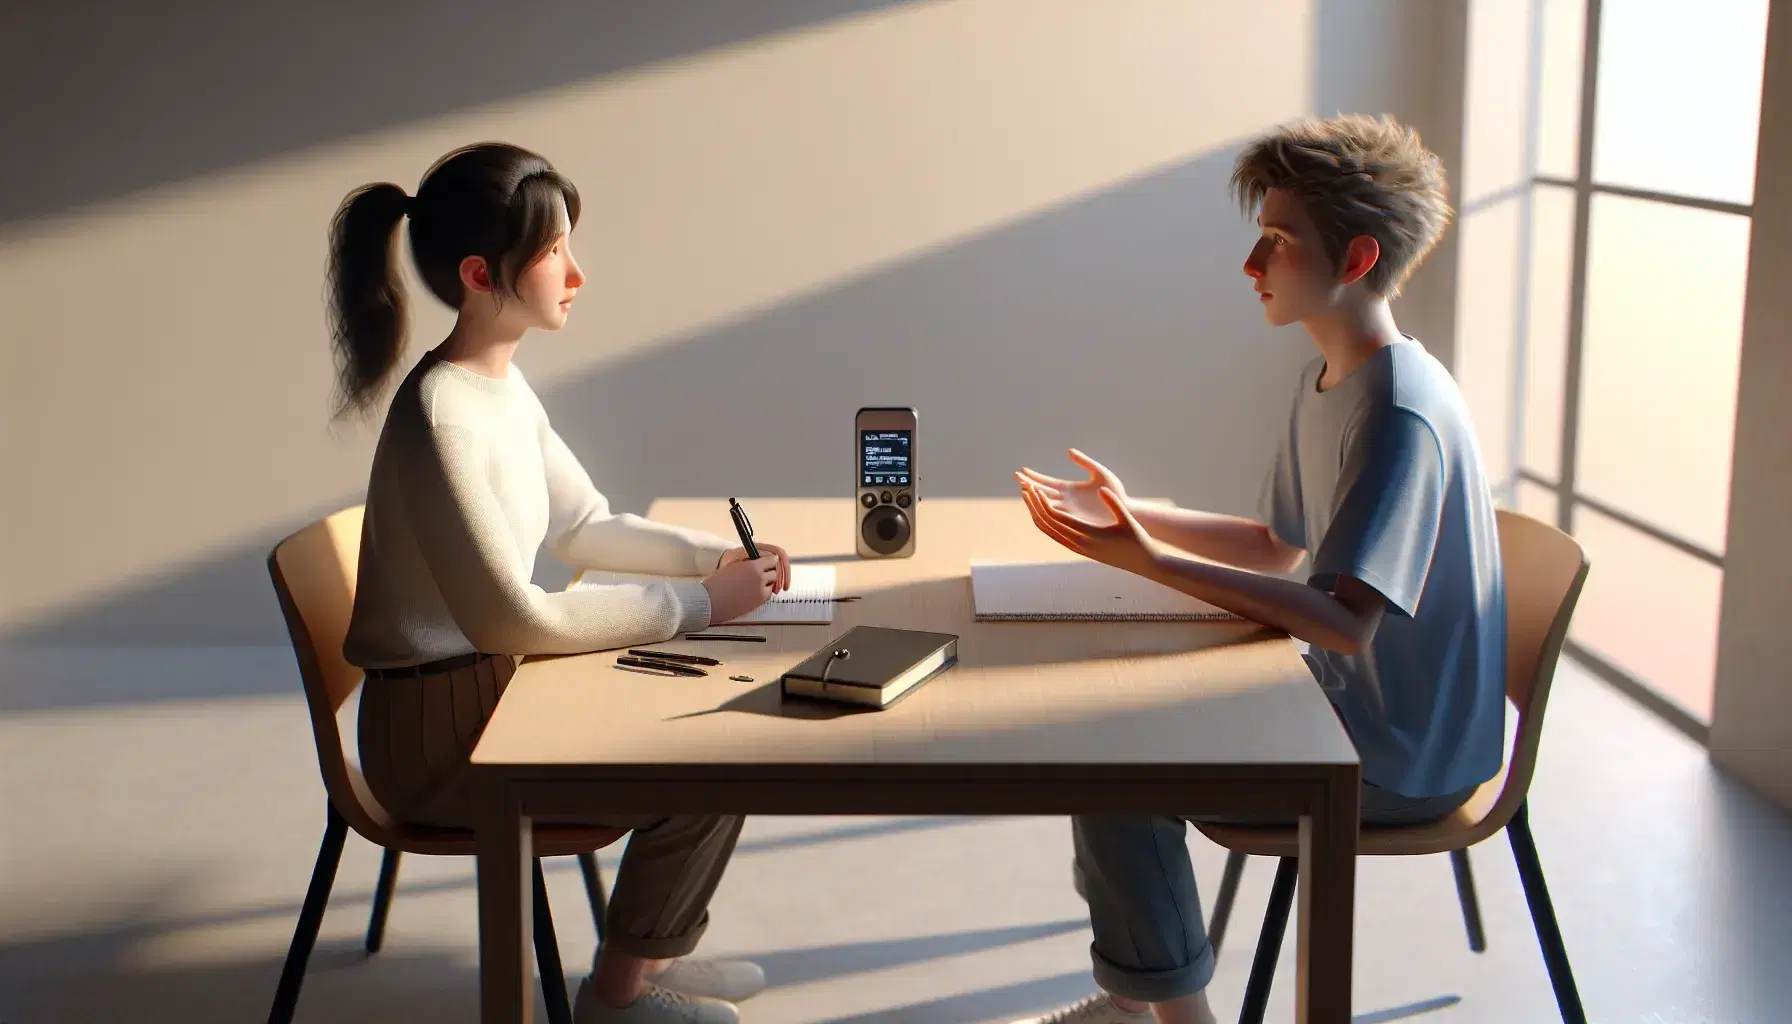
top-left (1258, 339), bottom-right (1506, 798)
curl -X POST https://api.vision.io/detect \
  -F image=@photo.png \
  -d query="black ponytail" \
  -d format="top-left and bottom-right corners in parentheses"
top-left (326, 182), bottom-right (410, 419)
top-left (324, 142), bottom-right (582, 419)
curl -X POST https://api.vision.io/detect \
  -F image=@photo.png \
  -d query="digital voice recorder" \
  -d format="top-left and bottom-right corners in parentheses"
top-left (855, 406), bottom-right (917, 558)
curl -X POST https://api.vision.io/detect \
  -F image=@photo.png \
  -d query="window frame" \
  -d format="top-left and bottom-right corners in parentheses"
top-left (1500, 0), bottom-right (1762, 740)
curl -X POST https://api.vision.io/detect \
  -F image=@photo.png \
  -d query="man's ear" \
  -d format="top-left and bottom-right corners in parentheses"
top-left (1338, 235), bottom-right (1381, 287)
top-left (459, 255), bottom-right (494, 295)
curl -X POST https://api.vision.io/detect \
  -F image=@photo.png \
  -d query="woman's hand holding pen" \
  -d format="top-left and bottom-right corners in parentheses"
top-left (703, 552), bottom-right (782, 623)
top-left (719, 542), bottom-right (790, 592)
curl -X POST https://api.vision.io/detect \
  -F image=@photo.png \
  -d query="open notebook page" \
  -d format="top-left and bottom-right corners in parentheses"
top-left (970, 559), bottom-right (1241, 621)
top-left (571, 563), bottom-right (836, 625)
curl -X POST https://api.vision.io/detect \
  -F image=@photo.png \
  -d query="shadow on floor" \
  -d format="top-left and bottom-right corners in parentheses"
top-left (740, 919), bottom-right (1087, 989)
top-left (0, 915), bottom-right (1093, 1024)
top-left (813, 970), bottom-right (1093, 1024)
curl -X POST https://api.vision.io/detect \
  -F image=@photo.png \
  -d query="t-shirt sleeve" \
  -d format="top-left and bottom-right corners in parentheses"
top-left (1309, 408), bottom-right (1446, 618)
top-left (1256, 406), bottom-right (1307, 551)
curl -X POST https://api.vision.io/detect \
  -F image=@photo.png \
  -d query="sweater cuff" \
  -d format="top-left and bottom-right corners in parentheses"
top-left (691, 537), bottom-right (732, 576)
top-left (669, 578), bottom-right (715, 634)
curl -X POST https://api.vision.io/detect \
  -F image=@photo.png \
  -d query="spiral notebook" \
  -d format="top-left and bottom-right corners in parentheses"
top-left (970, 559), bottom-right (1240, 621)
top-left (571, 564), bottom-right (837, 625)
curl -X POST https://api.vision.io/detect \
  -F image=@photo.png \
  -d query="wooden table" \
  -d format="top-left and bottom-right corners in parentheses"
top-left (473, 497), bottom-right (1360, 1023)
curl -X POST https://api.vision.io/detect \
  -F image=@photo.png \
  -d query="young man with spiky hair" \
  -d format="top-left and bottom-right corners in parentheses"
top-left (1010, 114), bottom-right (1506, 1024)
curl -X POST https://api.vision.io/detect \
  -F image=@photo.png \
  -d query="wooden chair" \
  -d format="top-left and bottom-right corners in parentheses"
top-left (266, 506), bottom-right (626, 1024)
top-left (1195, 508), bottom-right (1592, 1024)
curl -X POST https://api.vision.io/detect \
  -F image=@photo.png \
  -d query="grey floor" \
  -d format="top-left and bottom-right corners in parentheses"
top-left (2, 649), bottom-right (1788, 1024)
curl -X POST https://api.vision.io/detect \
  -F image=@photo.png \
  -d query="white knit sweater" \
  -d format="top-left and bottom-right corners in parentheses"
top-left (343, 351), bottom-right (731, 669)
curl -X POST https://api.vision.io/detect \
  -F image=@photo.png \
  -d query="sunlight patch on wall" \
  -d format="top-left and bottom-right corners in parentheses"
top-left (0, 0), bottom-right (1315, 630)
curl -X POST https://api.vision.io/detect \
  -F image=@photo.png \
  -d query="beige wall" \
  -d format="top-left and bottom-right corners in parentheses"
top-left (0, 0), bottom-right (1465, 646)
top-left (1711, 0), bottom-right (1792, 814)
top-left (1313, 0), bottom-right (1469, 369)
top-left (1450, 0), bottom-right (1536, 492)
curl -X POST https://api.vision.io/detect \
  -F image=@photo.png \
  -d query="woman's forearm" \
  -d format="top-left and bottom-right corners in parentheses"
top-left (1127, 502), bottom-right (1301, 574)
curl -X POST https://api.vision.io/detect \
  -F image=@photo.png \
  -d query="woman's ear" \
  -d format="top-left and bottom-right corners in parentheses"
top-left (1338, 235), bottom-right (1381, 287)
top-left (459, 254), bottom-right (494, 295)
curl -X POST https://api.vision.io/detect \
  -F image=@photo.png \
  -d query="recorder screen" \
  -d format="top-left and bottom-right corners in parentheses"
top-left (861, 430), bottom-right (911, 487)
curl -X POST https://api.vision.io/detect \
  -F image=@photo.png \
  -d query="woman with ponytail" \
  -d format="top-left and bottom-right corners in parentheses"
top-left (329, 143), bottom-right (781, 1023)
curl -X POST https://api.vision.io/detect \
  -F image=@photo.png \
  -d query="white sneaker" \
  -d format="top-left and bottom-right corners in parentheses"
top-left (646, 957), bottom-right (767, 1002)
top-left (1013, 993), bottom-right (1154, 1024)
top-left (572, 978), bottom-right (739, 1024)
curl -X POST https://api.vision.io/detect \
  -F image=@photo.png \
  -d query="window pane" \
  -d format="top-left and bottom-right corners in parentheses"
top-left (1521, 184), bottom-right (1574, 478)
top-left (1514, 477), bottom-right (1560, 526)
top-left (1463, 0), bottom-right (1534, 203)
top-left (1535, 0), bottom-right (1586, 179)
top-left (1569, 502), bottom-right (1722, 720)
top-left (1575, 194), bottom-right (1747, 554)
top-left (1455, 196), bottom-right (1522, 488)
top-left (1592, 0), bottom-right (1769, 204)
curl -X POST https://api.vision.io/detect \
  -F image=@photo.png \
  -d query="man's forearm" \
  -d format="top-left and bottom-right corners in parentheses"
top-left (1147, 551), bottom-right (1363, 654)
top-left (1127, 502), bottom-right (1298, 573)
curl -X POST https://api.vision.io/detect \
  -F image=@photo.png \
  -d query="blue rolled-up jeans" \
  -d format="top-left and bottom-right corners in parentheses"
top-left (1071, 781), bottom-right (1475, 1003)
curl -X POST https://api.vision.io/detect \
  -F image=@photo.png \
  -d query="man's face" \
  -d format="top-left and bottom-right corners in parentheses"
top-left (1241, 187), bottom-right (1338, 327)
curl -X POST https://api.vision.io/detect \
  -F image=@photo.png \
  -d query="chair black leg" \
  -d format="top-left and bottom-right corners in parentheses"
top-left (1449, 848), bottom-right (1487, 953)
top-left (365, 849), bottom-right (402, 954)
top-left (1507, 802), bottom-right (1588, 1024)
top-left (577, 852), bottom-right (608, 942)
top-left (1236, 856), bottom-right (1298, 1024)
top-left (1207, 850), bottom-right (1249, 955)
top-left (268, 804), bottom-right (349, 1024)
top-left (534, 859), bottom-right (575, 1024)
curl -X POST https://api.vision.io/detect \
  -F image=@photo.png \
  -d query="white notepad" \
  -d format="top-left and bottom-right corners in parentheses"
top-left (571, 563), bottom-right (837, 625)
top-left (970, 559), bottom-right (1240, 621)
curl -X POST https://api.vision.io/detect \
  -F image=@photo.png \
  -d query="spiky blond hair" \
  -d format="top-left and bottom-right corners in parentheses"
top-left (1230, 113), bottom-right (1452, 298)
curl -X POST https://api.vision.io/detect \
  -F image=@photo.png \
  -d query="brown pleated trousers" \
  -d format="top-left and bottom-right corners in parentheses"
top-left (357, 654), bottom-right (744, 958)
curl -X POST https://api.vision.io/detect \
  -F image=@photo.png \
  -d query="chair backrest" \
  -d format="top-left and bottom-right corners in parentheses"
top-left (267, 505), bottom-right (401, 844)
top-left (1475, 507), bottom-right (1591, 832)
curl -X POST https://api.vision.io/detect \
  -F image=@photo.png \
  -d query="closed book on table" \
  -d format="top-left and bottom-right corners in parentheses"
top-left (779, 625), bottom-right (959, 709)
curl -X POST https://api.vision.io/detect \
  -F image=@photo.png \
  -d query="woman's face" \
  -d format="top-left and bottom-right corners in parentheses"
top-left (511, 198), bottom-right (585, 332)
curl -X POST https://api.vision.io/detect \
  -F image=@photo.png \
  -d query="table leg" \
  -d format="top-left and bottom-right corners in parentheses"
top-left (1295, 772), bottom-right (1359, 1023)
top-left (478, 780), bottom-right (534, 1024)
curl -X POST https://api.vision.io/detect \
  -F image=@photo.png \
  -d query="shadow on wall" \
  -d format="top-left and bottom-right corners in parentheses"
top-left (0, 145), bottom-right (1293, 653)
top-left (2, 0), bottom-right (1463, 680)
top-left (0, 0), bottom-right (919, 230)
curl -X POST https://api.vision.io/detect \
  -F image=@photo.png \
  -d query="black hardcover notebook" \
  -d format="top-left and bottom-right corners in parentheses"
top-left (779, 625), bottom-right (959, 709)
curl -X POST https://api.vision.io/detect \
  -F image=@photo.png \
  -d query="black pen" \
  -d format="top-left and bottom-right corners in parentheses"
top-left (627, 649), bottom-right (721, 666)
top-left (729, 497), bottom-right (760, 560)
top-left (616, 656), bottom-right (707, 677)
top-left (612, 659), bottom-right (688, 677)
top-left (614, 661), bottom-right (686, 677)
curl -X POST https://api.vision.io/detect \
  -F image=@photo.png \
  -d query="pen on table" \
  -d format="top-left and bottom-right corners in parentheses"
top-left (615, 656), bottom-right (706, 677)
top-left (728, 497), bottom-right (761, 560)
top-left (626, 649), bottom-right (720, 666)
top-left (614, 662), bottom-right (687, 677)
